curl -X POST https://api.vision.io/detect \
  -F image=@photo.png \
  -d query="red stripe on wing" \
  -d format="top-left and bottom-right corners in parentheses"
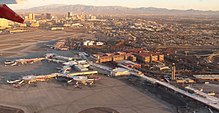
top-left (0, 4), bottom-right (24, 23)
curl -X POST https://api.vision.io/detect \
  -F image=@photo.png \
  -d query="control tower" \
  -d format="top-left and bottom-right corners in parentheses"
top-left (171, 63), bottom-right (176, 80)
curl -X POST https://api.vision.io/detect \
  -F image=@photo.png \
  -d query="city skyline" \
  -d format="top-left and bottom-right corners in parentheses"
top-left (7, 0), bottom-right (219, 11)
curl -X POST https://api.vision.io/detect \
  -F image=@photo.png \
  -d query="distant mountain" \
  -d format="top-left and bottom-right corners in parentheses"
top-left (17, 4), bottom-right (219, 16)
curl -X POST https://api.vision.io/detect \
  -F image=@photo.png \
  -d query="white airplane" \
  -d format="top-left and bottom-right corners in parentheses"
top-left (7, 79), bottom-right (24, 88)
top-left (59, 75), bottom-right (101, 86)
top-left (7, 73), bottom-right (101, 88)
top-left (7, 73), bottom-right (59, 88)
top-left (7, 79), bottom-right (22, 84)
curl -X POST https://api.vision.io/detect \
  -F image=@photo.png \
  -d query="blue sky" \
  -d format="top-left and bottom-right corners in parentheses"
top-left (7, 0), bottom-right (219, 11)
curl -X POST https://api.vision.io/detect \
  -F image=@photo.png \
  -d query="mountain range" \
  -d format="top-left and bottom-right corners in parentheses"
top-left (17, 4), bottom-right (219, 16)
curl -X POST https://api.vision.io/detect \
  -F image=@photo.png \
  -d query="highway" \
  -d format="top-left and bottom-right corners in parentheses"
top-left (134, 74), bottom-right (219, 111)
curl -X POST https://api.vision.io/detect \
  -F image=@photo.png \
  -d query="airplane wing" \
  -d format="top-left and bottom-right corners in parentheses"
top-left (0, 4), bottom-right (24, 23)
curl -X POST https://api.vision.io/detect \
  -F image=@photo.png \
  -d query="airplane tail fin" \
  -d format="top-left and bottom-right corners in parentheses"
top-left (0, 4), bottom-right (24, 23)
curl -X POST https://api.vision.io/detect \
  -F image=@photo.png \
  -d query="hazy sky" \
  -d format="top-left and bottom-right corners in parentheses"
top-left (7, 0), bottom-right (219, 11)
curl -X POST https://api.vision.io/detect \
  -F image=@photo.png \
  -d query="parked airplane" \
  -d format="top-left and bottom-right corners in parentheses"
top-left (7, 73), bottom-right (101, 88)
top-left (7, 73), bottom-right (60, 88)
top-left (7, 79), bottom-right (22, 84)
top-left (57, 75), bottom-right (101, 87)
top-left (4, 58), bottom-right (45, 66)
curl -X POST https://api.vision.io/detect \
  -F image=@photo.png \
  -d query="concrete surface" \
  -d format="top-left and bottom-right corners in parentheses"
top-left (0, 76), bottom-right (174, 113)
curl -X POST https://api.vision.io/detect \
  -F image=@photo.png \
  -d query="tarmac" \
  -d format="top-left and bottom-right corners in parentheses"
top-left (0, 76), bottom-right (174, 113)
top-left (0, 30), bottom-right (94, 58)
top-left (193, 83), bottom-right (219, 98)
top-left (0, 105), bottom-right (24, 113)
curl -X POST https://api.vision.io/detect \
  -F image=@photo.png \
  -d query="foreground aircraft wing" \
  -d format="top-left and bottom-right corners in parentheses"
top-left (0, 4), bottom-right (24, 23)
